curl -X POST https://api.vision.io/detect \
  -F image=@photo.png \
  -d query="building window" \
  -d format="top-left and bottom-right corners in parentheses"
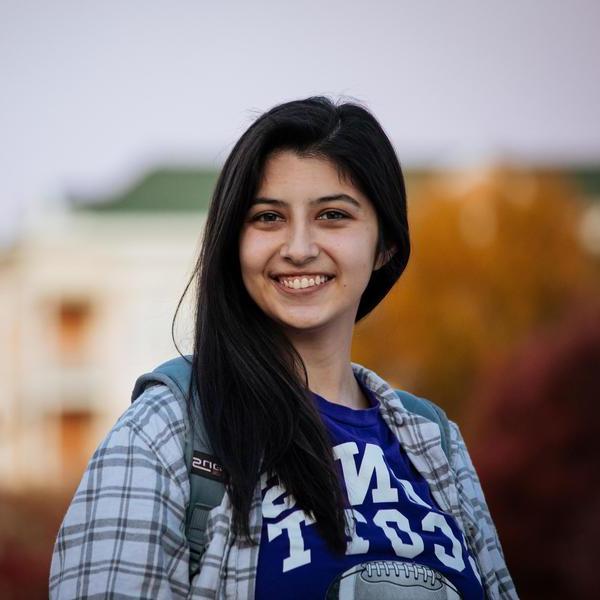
top-left (57, 409), bottom-right (94, 484)
top-left (56, 299), bottom-right (93, 363)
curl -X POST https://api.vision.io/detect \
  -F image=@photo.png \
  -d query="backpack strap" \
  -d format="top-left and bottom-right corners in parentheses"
top-left (394, 389), bottom-right (451, 461)
top-left (131, 355), bottom-right (225, 579)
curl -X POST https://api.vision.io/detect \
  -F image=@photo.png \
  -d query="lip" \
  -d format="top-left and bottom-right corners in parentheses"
top-left (271, 275), bottom-right (335, 295)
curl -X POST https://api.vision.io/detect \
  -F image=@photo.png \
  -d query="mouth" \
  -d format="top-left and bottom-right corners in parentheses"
top-left (270, 274), bottom-right (335, 295)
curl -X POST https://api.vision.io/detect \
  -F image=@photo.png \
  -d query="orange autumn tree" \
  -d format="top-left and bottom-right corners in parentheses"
top-left (352, 166), bottom-right (600, 419)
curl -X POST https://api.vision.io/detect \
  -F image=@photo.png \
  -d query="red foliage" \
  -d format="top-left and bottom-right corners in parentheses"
top-left (0, 491), bottom-right (72, 600)
top-left (468, 300), bottom-right (600, 599)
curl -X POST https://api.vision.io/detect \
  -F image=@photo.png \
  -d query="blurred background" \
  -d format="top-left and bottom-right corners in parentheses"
top-left (1, 1), bottom-right (599, 598)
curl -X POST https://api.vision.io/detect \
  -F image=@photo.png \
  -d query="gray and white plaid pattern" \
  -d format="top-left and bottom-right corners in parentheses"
top-left (50, 362), bottom-right (518, 599)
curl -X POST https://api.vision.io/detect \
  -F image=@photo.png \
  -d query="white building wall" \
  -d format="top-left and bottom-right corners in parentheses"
top-left (0, 205), bottom-right (205, 491)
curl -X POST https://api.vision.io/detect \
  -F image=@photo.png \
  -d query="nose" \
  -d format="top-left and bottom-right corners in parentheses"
top-left (279, 221), bottom-right (319, 264)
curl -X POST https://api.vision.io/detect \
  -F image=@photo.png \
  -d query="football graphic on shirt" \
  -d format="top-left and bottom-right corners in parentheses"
top-left (326, 560), bottom-right (461, 600)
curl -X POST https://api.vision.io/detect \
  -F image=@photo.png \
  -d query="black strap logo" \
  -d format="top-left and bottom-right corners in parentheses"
top-left (191, 451), bottom-right (225, 482)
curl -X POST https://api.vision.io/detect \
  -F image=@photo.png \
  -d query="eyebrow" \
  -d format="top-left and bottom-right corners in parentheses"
top-left (251, 193), bottom-right (361, 209)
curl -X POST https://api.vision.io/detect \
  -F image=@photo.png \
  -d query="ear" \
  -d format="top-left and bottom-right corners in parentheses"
top-left (373, 243), bottom-right (397, 271)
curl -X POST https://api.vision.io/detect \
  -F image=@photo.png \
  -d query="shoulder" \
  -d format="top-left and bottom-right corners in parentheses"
top-left (49, 384), bottom-right (193, 598)
top-left (446, 418), bottom-right (491, 522)
top-left (446, 419), bottom-right (480, 484)
top-left (111, 382), bottom-right (190, 480)
top-left (66, 383), bottom-right (191, 507)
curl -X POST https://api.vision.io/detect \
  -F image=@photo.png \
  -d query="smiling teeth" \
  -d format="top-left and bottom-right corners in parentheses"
top-left (279, 275), bottom-right (330, 288)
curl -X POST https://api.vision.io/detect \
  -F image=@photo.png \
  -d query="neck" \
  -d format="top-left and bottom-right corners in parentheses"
top-left (283, 319), bottom-right (369, 410)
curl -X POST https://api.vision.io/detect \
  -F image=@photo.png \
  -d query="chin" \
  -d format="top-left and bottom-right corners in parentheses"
top-left (275, 313), bottom-right (331, 333)
top-left (281, 319), bottom-right (328, 332)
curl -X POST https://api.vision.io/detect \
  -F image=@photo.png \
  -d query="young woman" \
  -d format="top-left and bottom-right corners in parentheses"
top-left (50, 97), bottom-right (517, 599)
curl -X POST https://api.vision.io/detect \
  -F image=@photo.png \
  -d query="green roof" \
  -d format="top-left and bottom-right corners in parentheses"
top-left (69, 165), bottom-right (600, 214)
top-left (570, 168), bottom-right (600, 198)
top-left (70, 168), bottom-right (218, 213)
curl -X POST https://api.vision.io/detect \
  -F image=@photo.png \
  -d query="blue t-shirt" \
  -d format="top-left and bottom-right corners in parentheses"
top-left (255, 377), bottom-right (485, 599)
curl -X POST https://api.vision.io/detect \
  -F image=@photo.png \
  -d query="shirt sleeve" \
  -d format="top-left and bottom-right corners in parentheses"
top-left (448, 420), bottom-right (519, 600)
top-left (49, 393), bottom-right (192, 599)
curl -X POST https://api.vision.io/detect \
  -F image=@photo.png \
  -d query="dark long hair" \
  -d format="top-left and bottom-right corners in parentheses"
top-left (173, 96), bottom-right (410, 552)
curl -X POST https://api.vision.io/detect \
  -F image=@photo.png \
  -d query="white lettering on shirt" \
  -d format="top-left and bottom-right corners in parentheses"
top-left (262, 482), bottom-right (296, 519)
top-left (267, 510), bottom-right (315, 572)
top-left (261, 441), bottom-right (475, 580)
top-left (373, 508), bottom-right (425, 558)
top-left (333, 442), bottom-right (399, 505)
top-left (344, 508), bottom-right (370, 555)
top-left (421, 511), bottom-right (465, 571)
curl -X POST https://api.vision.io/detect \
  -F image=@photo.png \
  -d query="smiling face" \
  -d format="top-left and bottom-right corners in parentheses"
top-left (239, 150), bottom-right (386, 337)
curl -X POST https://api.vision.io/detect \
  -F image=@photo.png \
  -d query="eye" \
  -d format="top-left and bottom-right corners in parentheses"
top-left (252, 211), bottom-right (283, 223)
top-left (317, 209), bottom-right (349, 221)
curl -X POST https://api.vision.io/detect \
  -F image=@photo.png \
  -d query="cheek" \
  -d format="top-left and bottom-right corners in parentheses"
top-left (239, 231), bottom-right (273, 289)
top-left (336, 229), bottom-right (379, 274)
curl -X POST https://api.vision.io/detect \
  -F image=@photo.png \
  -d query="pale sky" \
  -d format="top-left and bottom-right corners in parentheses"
top-left (1, 0), bottom-right (599, 246)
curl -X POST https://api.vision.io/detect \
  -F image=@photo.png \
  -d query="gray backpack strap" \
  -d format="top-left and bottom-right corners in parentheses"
top-left (394, 389), bottom-right (451, 461)
top-left (131, 355), bottom-right (225, 580)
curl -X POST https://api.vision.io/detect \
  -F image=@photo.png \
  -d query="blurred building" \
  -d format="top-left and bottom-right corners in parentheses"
top-left (0, 169), bottom-right (214, 491)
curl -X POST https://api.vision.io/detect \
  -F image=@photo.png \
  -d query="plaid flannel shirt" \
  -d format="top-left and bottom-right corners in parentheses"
top-left (50, 362), bottom-right (518, 599)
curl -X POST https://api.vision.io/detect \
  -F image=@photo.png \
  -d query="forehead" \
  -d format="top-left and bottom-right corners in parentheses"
top-left (257, 150), bottom-right (364, 200)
